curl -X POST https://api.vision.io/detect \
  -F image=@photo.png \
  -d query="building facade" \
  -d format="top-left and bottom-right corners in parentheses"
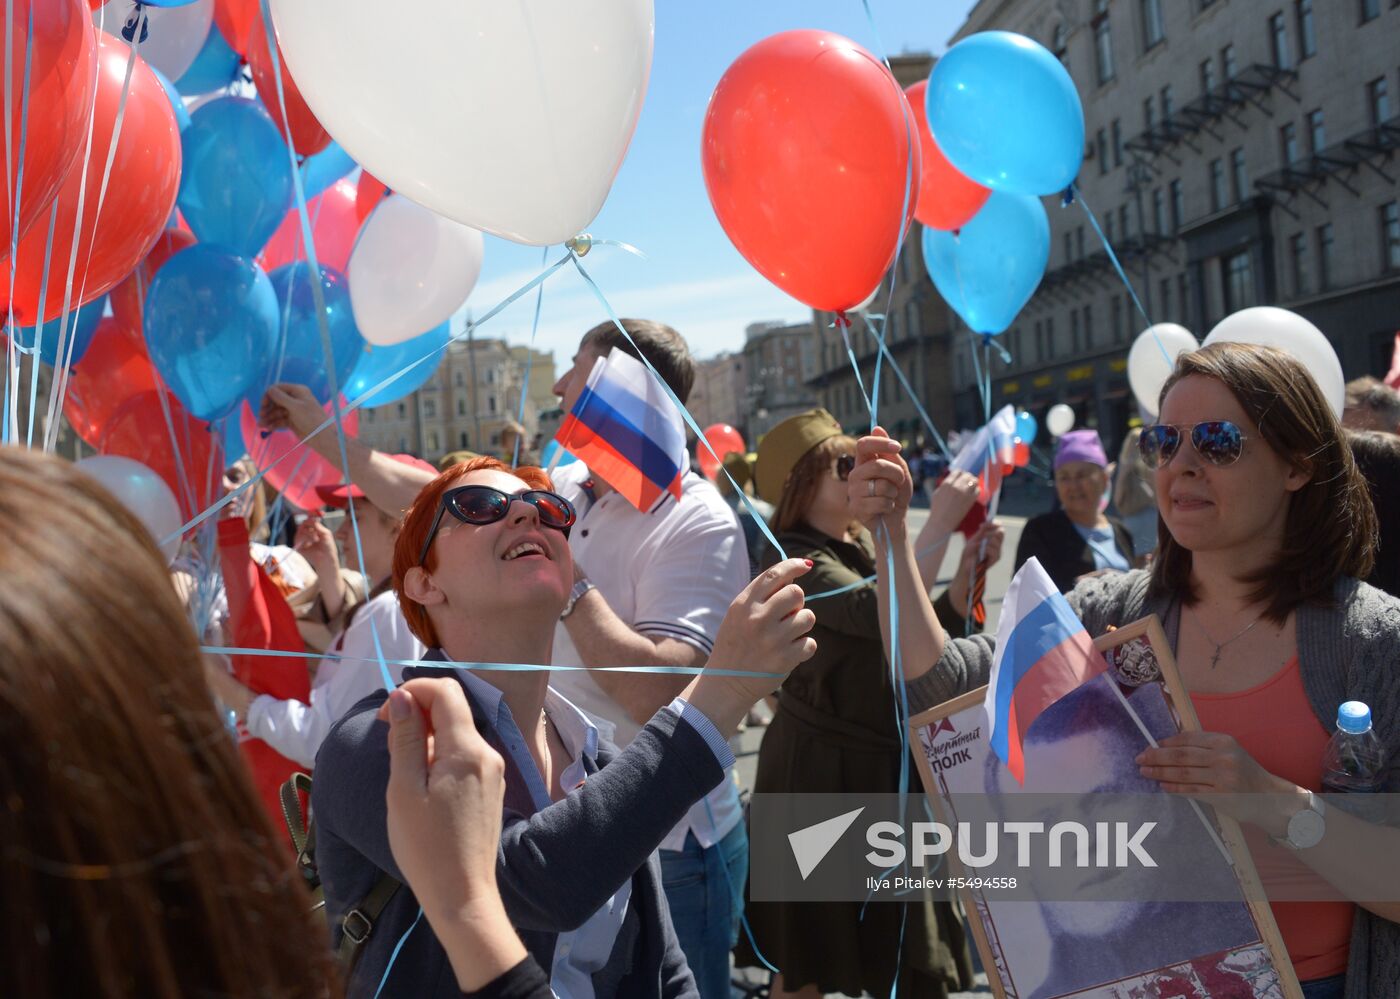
top-left (358, 335), bottom-right (555, 466)
top-left (947, 0), bottom-right (1400, 457)
top-left (806, 53), bottom-right (962, 448)
top-left (689, 350), bottom-right (749, 438)
top-left (742, 320), bottom-right (819, 440)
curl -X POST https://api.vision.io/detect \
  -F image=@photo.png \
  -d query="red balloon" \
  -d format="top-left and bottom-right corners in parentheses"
top-left (241, 399), bottom-right (360, 512)
top-left (213, 0), bottom-right (258, 55)
top-left (697, 423), bottom-right (746, 480)
top-left (246, 10), bottom-right (331, 156)
top-left (903, 80), bottom-right (991, 232)
top-left (702, 31), bottom-right (920, 314)
top-left (1013, 438), bottom-right (1031, 468)
top-left (260, 177), bottom-right (360, 272)
top-left (2, 0), bottom-right (96, 244)
top-left (354, 170), bottom-right (390, 223)
top-left (99, 388), bottom-right (220, 520)
top-left (63, 314), bottom-right (159, 445)
top-left (1, 32), bottom-right (181, 325)
top-left (109, 226), bottom-right (197, 329)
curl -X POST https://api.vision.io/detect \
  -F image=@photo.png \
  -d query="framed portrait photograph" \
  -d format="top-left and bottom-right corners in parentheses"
top-left (907, 615), bottom-right (1302, 999)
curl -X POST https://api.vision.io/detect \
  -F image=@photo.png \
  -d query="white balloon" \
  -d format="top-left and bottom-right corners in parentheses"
top-left (270, 0), bottom-right (653, 246)
top-left (1127, 323), bottom-right (1198, 418)
top-left (1201, 306), bottom-right (1345, 418)
top-left (74, 455), bottom-right (182, 564)
top-left (1046, 403), bottom-right (1076, 438)
top-left (95, 0), bottom-right (214, 84)
top-left (349, 195), bottom-right (485, 347)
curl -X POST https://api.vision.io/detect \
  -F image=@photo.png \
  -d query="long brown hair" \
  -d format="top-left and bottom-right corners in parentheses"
top-left (772, 434), bottom-right (859, 535)
top-left (0, 448), bottom-right (337, 997)
top-left (1150, 342), bottom-right (1376, 620)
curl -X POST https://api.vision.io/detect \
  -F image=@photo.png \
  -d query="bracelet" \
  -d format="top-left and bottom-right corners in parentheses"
top-left (560, 578), bottom-right (595, 620)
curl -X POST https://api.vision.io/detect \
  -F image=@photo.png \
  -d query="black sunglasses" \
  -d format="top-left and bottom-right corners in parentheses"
top-left (417, 485), bottom-right (576, 565)
top-left (835, 454), bottom-right (855, 481)
top-left (1138, 421), bottom-right (1251, 469)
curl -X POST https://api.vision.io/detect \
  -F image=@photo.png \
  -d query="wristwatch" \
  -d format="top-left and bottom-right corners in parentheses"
top-left (560, 577), bottom-right (595, 620)
top-left (1274, 791), bottom-right (1327, 851)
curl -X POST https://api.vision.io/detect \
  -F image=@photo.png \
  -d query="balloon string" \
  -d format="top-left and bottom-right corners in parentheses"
top-left (4, 0), bottom-right (33, 445)
top-left (258, 0), bottom-right (392, 692)
top-left (856, 309), bottom-right (954, 462)
top-left (24, 201), bottom-right (57, 448)
top-left (836, 313), bottom-right (874, 417)
top-left (567, 252), bottom-right (789, 562)
top-left (513, 245), bottom-right (550, 469)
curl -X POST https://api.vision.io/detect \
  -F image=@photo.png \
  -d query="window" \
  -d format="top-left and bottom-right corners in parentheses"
top-left (1094, 0), bottom-right (1115, 83)
top-left (1177, 273), bottom-right (1190, 326)
top-left (1143, 97), bottom-right (1156, 131)
top-left (1106, 211), bottom-right (1116, 244)
top-left (1370, 77), bottom-right (1391, 126)
top-left (1289, 232), bottom-right (1309, 295)
top-left (1222, 44), bottom-right (1237, 80)
top-left (1200, 58), bottom-right (1217, 95)
top-left (454, 371), bottom-right (464, 388)
top-left (1153, 187), bottom-right (1167, 233)
top-left (423, 398), bottom-right (436, 418)
top-left (1317, 223), bottom-right (1335, 289)
top-left (485, 368), bottom-right (495, 384)
top-left (1071, 309), bottom-right (1082, 353)
top-left (1280, 122), bottom-right (1300, 165)
top-left (1076, 226), bottom-right (1086, 260)
top-left (426, 430), bottom-right (440, 452)
top-left (488, 395), bottom-right (497, 413)
top-left (1046, 317), bottom-right (1057, 359)
top-left (1035, 321), bottom-right (1045, 362)
top-left (1382, 202), bottom-right (1400, 270)
top-left (1209, 158), bottom-right (1227, 212)
top-left (1230, 148), bottom-right (1248, 203)
top-left (1361, 0), bottom-right (1380, 21)
top-left (456, 398), bottom-right (466, 416)
top-left (1083, 305), bottom-right (1094, 349)
top-left (1222, 251), bottom-right (1254, 311)
top-left (399, 436), bottom-right (408, 451)
top-left (366, 409), bottom-right (376, 424)
top-left (1111, 295), bottom-right (1124, 343)
top-left (1307, 109), bottom-right (1326, 154)
top-left (1296, 0), bottom-right (1316, 59)
top-left (1269, 12), bottom-right (1291, 69)
top-left (1097, 128), bottom-right (1109, 174)
top-left (1160, 278), bottom-right (1173, 321)
top-left (1064, 231), bottom-right (1074, 264)
top-left (1120, 204), bottom-right (1132, 239)
top-left (459, 431), bottom-right (469, 448)
top-left (397, 403), bottom-right (407, 419)
top-left (1170, 179), bottom-right (1184, 231)
top-left (1052, 23), bottom-right (1069, 63)
top-left (1142, 0), bottom-right (1165, 48)
top-left (1160, 85), bottom-right (1174, 121)
top-left (1111, 119), bottom-right (1123, 166)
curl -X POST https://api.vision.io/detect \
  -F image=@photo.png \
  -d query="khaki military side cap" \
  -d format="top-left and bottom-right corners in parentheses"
top-left (755, 408), bottom-right (843, 504)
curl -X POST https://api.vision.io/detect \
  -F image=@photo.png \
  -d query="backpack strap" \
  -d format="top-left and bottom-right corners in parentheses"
top-left (336, 872), bottom-right (403, 968)
top-left (278, 772), bottom-right (318, 892)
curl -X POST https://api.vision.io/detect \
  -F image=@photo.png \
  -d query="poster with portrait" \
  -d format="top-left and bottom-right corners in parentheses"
top-left (908, 615), bottom-right (1301, 999)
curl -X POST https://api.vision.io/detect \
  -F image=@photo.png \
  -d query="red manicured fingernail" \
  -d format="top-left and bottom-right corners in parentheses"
top-left (804, 559), bottom-right (814, 567)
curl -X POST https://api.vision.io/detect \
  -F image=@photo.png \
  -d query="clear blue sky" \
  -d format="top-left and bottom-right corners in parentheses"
top-left (460, 0), bottom-right (979, 370)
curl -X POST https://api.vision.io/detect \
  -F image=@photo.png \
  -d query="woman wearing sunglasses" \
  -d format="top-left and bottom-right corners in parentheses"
top-left (312, 456), bottom-right (818, 999)
top-left (852, 342), bottom-right (1400, 999)
top-left (736, 409), bottom-right (1000, 999)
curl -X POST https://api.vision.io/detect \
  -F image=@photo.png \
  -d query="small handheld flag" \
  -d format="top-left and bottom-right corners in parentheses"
top-left (553, 349), bottom-right (687, 512)
top-left (983, 557), bottom-right (1108, 783)
top-left (950, 404), bottom-right (1018, 504)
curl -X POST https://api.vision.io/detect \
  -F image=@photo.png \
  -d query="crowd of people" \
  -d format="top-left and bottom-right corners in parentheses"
top-left (3, 316), bottom-right (1399, 999)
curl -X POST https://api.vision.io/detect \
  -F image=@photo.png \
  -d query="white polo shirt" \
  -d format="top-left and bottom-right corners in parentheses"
top-left (550, 460), bottom-right (748, 852)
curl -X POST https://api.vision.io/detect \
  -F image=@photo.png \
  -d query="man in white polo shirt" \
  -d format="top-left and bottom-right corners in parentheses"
top-left (548, 318), bottom-right (750, 999)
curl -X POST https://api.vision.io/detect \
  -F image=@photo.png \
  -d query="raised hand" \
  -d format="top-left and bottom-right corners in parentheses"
top-left (847, 427), bottom-right (913, 534)
top-left (258, 383), bottom-right (325, 439)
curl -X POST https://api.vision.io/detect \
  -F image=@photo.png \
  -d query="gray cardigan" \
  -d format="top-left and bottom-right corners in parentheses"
top-left (313, 669), bottom-right (722, 999)
top-left (905, 569), bottom-right (1400, 998)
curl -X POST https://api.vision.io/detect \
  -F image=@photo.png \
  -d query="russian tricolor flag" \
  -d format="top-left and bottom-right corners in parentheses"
top-left (554, 348), bottom-right (687, 512)
top-left (984, 558), bottom-right (1108, 784)
top-left (950, 405), bottom-right (1018, 503)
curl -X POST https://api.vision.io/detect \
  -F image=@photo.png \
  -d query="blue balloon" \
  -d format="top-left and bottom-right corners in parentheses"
top-left (12, 295), bottom-right (107, 367)
top-left (175, 22), bottom-right (240, 96)
top-left (922, 191), bottom-right (1049, 335)
top-left (344, 322), bottom-right (451, 408)
top-left (926, 31), bottom-right (1084, 196)
top-left (541, 440), bottom-right (579, 468)
top-left (150, 66), bottom-right (190, 133)
top-left (267, 263), bottom-right (366, 405)
top-left (222, 408), bottom-right (249, 461)
top-left (178, 98), bottom-right (293, 257)
top-left (1015, 409), bottom-right (1038, 445)
top-left (144, 245), bottom-right (280, 421)
top-left (301, 143), bottom-right (358, 201)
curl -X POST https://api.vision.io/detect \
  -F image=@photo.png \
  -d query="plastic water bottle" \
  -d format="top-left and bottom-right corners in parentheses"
top-left (1322, 701), bottom-right (1386, 793)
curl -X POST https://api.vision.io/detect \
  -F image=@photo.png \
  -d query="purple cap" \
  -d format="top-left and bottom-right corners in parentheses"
top-left (1054, 429), bottom-right (1108, 470)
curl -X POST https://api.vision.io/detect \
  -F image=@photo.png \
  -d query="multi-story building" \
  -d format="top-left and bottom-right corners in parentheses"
top-left (689, 350), bottom-right (749, 438)
top-left (742, 320), bottom-right (819, 440)
top-left (947, 0), bottom-right (1400, 456)
top-left (806, 53), bottom-right (962, 448)
top-left (358, 334), bottom-right (555, 465)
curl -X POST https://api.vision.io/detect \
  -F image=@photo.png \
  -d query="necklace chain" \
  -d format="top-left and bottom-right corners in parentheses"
top-left (1190, 606), bottom-right (1266, 669)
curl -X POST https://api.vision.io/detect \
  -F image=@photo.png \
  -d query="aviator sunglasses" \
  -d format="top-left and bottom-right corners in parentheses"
top-left (1137, 420), bottom-right (1251, 469)
top-left (417, 485), bottom-right (576, 565)
top-left (835, 454), bottom-right (855, 481)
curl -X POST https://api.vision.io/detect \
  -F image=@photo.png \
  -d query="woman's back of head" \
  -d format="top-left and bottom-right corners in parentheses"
top-left (0, 448), bottom-right (336, 997)
top-left (1347, 429), bottom-right (1400, 598)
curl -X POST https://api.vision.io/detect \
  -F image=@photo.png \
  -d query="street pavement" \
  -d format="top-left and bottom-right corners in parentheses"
top-left (728, 512), bottom-right (1026, 998)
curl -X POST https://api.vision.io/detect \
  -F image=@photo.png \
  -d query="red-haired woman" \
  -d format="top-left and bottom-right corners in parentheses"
top-left (313, 456), bottom-right (820, 999)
